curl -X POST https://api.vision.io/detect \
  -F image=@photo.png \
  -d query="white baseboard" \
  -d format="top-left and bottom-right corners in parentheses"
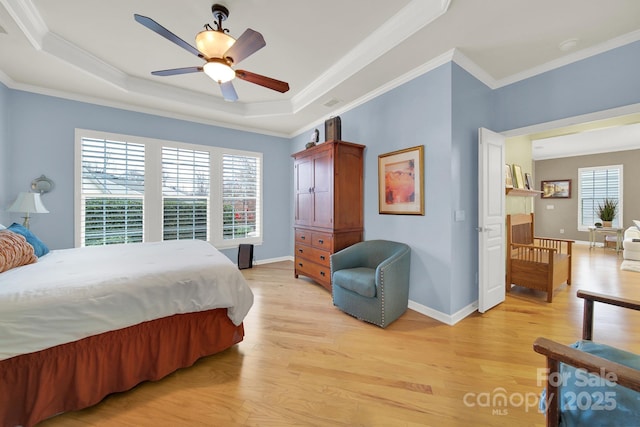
top-left (253, 255), bottom-right (294, 266)
top-left (250, 257), bottom-right (480, 325)
top-left (408, 299), bottom-right (478, 326)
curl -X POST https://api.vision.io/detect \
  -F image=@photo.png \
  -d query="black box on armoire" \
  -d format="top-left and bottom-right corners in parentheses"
top-left (238, 244), bottom-right (254, 269)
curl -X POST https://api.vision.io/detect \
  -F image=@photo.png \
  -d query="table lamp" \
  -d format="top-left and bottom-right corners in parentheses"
top-left (7, 192), bottom-right (49, 228)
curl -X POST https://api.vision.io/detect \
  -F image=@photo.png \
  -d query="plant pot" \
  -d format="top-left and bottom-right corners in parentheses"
top-left (602, 221), bottom-right (613, 228)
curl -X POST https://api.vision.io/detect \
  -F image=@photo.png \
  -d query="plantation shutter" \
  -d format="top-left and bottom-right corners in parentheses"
top-left (80, 137), bottom-right (145, 246)
top-left (162, 147), bottom-right (210, 241)
top-left (578, 166), bottom-right (622, 228)
top-left (222, 154), bottom-right (260, 240)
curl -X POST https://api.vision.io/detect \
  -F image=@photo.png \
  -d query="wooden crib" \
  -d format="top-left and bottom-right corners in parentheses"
top-left (506, 213), bottom-right (574, 302)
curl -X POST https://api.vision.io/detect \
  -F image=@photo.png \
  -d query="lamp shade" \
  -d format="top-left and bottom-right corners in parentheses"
top-left (7, 192), bottom-right (49, 214)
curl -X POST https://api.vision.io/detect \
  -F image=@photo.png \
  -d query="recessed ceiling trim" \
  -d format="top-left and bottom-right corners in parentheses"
top-left (42, 31), bottom-right (129, 92)
top-left (290, 0), bottom-right (451, 114)
top-left (1, 0), bottom-right (47, 49)
top-left (292, 49), bottom-right (456, 137)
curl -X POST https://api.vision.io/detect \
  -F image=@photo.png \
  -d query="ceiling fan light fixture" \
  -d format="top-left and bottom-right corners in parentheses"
top-left (196, 30), bottom-right (236, 59)
top-left (203, 59), bottom-right (236, 83)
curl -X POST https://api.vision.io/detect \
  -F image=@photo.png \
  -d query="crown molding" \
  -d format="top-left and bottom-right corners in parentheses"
top-left (291, 0), bottom-right (452, 114)
top-left (0, 0), bottom-right (46, 48)
top-left (494, 28), bottom-right (640, 88)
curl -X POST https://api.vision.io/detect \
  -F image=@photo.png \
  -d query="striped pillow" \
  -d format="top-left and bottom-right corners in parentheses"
top-left (0, 230), bottom-right (37, 273)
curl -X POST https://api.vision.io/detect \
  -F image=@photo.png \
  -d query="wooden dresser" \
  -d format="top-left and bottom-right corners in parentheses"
top-left (292, 140), bottom-right (365, 291)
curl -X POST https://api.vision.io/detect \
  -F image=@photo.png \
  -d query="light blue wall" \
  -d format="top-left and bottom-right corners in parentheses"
top-left (450, 63), bottom-right (494, 313)
top-left (5, 90), bottom-right (292, 262)
top-left (292, 64), bottom-right (457, 314)
top-left (0, 83), bottom-right (8, 225)
top-left (494, 40), bottom-right (640, 132)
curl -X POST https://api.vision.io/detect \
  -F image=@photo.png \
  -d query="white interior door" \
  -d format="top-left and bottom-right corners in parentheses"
top-left (478, 128), bottom-right (506, 313)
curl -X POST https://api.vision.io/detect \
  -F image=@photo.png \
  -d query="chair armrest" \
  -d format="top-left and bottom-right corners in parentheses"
top-left (577, 290), bottom-right (640, 340)
top-left (577, 290), bottom-right (640, 311)
top-left (533, 337), bottom-right (640, 393)
top-left (376, 246), bottom-right (410, 281)
top-left (330, 243), bottom-right (365, 273)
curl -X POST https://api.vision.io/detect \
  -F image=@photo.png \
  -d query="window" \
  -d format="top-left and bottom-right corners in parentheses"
top-left (578, 165), bottom-right (623, 230)
top-left (162, 147), bottom-right (210, 241)
top-left (80, 137), bottom-right (145, 246)
top-left (222, 154), bottom-right (260, 240)
top-left (76, 129), bottom-right (262, 248)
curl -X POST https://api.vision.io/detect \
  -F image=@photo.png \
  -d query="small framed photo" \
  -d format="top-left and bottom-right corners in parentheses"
top-left (378, 145), bottom-right (424, 215)
top-left (505, 164), bottom-right (514, 188)
top-left (524, 173), bottom-right (533, 190)
top-left (541, 179), bottom-right (571, 198)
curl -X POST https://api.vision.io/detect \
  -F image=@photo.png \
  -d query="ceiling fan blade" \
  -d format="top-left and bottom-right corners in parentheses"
top-left (235, 70), bottom-right (290, 93)
top-left (224, 29), bottom-right (266, 65)
top-left (220, 81), bottom-right (239, 102)
top-left (151, 66), bottom-right (203, 76)
top-left (134, 14), bottom-right (203, 58)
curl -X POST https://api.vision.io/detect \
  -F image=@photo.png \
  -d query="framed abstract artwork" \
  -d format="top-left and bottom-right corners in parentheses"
top-left (378, 145), bottom-right (424, 215)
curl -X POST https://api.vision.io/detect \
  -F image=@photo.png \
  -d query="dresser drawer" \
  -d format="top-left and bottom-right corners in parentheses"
top-left (295, 229), bottom-right (311, 244)
top-left (295, 257), bottom-right (331, 284)
top-left (296, 244), bottom-right (330, 267)
top-left (311, 232), bottom-right (333, 250)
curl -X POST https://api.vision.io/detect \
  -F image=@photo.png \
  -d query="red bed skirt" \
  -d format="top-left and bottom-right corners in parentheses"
top-left (0, 309), bottom-right (244, 427)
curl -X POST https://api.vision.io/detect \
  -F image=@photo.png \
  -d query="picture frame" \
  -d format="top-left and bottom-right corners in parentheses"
top-left (504, 164), bottom-right (514, 188)
top-left (378, 145), bottom-right (424, 215)
top-left (524, 172), bottom-right (533, 190)
top-left (512, 164), bottom-right (525, 189)
top-left (541, 179), bottom-right (571, 198)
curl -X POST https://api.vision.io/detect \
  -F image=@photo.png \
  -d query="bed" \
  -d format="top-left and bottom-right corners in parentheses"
top-left (0, 239), bottom-right (254, 427)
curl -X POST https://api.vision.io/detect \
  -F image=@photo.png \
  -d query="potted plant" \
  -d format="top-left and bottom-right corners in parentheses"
top-left (596, 198), bottom-right (618, 228)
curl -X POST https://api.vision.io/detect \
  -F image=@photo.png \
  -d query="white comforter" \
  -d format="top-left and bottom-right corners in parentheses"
top-left (0, 240), bottom-right (254, 361)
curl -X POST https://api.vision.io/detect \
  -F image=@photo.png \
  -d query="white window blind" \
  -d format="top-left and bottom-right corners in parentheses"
top-left (80, 137), bottom-right (145, 246)
top-left (76, 129), bottom-right (263, 248)
top-left (222, 154), bottom-right (260, 240)
top-left (162, 147), bottom-right (210, 241)
top-left (578, 165), bottom-right (623, 229)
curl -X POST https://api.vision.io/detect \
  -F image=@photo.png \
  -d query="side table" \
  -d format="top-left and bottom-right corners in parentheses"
top-left (588, 226), bottom-right (623, 252)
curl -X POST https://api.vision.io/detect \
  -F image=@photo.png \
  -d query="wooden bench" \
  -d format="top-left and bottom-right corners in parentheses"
top-left (506, 213), bottom-right (574, 302)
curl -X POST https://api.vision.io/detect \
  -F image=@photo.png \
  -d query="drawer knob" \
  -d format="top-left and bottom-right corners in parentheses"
top-left (298, 248), bottom-right (303, 253)
top-left (320, 255), bottom-right (325, 260)
top-left (298, 262), bottom-right (303, 267)
top-left (320, 271), bottom-right (326, 277)
top-left (300, 236), bottom-right (306, 240)
top-left (318, 239), bottom-right (324, 244)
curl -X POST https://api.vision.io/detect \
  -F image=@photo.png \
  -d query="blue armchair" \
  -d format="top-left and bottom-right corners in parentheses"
top-left (330, 240), bottom-right (411, 328)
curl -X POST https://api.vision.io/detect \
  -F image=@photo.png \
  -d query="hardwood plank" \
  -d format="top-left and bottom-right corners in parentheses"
top-left (39, 245), bottom-right (640, 426)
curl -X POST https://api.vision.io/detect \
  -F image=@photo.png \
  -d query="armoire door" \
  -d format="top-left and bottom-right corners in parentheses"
top-left (294, 156), bottom-right (313, 226)
top-left (311, 148), bottom-right (333, 228)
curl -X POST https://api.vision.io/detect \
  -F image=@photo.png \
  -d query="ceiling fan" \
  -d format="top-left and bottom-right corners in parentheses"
top-left (134, 4), bottom-right (289, 102)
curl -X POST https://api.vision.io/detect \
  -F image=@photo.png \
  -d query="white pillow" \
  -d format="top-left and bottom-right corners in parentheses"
top-left (0, 224), bottom-right (6, 230)
top-left (634, 220), bottom-right (640, 230)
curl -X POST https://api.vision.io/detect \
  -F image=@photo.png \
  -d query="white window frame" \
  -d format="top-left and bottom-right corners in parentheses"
top-left (75, 129), bottom-right (263, 249)
top-left (577, 164), bottom-right (623, 232)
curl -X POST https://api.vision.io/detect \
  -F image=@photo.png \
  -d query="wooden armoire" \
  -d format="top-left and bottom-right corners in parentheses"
top-left (292, 140), bottom-right (365, 291)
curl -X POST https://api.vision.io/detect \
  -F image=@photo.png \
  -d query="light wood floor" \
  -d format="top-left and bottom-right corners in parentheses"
top-left (41, 244), bottom-right (640, 427)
